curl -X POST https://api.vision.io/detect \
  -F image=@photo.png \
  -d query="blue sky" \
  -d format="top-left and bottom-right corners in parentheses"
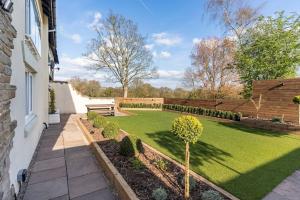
top-left (55, 0), bottom-right (300, 88)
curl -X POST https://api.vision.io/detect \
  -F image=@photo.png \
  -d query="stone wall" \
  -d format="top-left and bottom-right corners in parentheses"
top-left (0, 8), bottom-right (17, 200)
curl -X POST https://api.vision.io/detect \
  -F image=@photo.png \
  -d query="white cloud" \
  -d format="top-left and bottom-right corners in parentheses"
top-left (88, 11), bottom-right (102, 30)
top-left (157, 70), bottom-right (183, 79)
top-left (192, 38), bottom-right (202, 44)
top-left (152, 51), bottom-right (172, 59)
top-left (144, 44), bottom-right (154, 50)
top-left (152, 32), bottom-right (182, 46)
top-left (70, 34), bottom-right (82, 44)
top-left (160, 51), bottom-right (171, 58)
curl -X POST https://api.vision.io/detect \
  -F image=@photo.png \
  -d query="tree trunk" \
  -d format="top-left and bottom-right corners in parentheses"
top-left (184, 142), bottom-right (190, 200)
top-left (123, 86), bottom-right (128, 98)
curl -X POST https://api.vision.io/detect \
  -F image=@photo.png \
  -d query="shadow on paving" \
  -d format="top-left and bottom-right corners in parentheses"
top-left (21, 114), bottom-right (116, 200)
top-left (221, 148), bottom-right (300, 200)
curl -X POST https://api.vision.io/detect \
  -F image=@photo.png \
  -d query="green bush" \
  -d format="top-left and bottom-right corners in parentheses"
top-left (201, 190), bottom-right (224, 200)
top-left (103, 122), bottom-right (119, 139)
top-left (129, 157), bottom-right (144, 170)
top-left (49, 89), bottom-right (56, 114)
top-left (119, 103), bottom-right (162, 109)
top-left (93, 115), bottom-right (107, 128)
top-left (119, 136), bottom-right (136, 157)
top-left (136, 138), bottom-right (145, 154)
top-left (87, 111), bottom-right (98, 121)
top-left (163, 104), bottom-right (242, 121)
top-left (293, 96), bottom-right (300, 104)
top-left (272, 117), bottom-right (283, 123)
top-left (152, 187), bottom-right (168, 200)
top-left (153, 158), bottom-right (168, 171)
top-left (178, 175), bottom-right (197, 191)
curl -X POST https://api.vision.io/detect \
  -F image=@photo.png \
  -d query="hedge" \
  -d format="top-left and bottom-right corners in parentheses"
top-left (119, 103), bottom-right (162, 109)
top-left (163, 104), bottom-right (242, 121)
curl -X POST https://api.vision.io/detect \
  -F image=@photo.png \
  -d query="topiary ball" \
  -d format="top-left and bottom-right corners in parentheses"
top-left (293, 96), bottom-right (300, 104)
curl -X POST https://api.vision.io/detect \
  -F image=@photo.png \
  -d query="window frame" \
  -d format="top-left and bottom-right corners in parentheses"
top-left (25, 71), bottom-right (33, 122)
top-left (25, 0), bottom-right (42, 55)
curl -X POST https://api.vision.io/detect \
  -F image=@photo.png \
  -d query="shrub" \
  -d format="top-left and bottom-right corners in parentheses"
top-left (129, 157), bottom-right (144, 170)
top-left (93, 115), bottom-right (107, 128)
top-left (119, 136), bottom-right (136, 157)
top-left (87, 111), bottom-right (98, 121)
top-left (178, 175), bottom-right (197, 191)
top-left (119, 103), bottom-right (162, 109)
top-left (136, 138), bottom-right (145, 154)
top-left (272, 117), bottom-right (282, 123)
top-left (49, 89), bottom-right (56, 114)
top-left (293, 96), bottom-right (300, 104)
top-left (103, 122), bottom-right (119, 139)
top-left (153, 158), bottom-right (168, 171)
top-left (201, 190), bottom-right (224, 200)
top-left (152, 187), bottom-right (168, 200)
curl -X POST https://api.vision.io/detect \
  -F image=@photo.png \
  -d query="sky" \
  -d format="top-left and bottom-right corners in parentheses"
top-left (55, 0), bottom-right (300, 89)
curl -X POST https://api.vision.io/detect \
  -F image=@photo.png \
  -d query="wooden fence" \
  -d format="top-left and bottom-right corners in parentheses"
top-left (165, 78), bottom-right (300, 124)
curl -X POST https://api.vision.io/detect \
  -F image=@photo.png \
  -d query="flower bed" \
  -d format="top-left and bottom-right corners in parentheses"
top-left (163, 104), bottom-right (241, 121)
top-left (80, 114), bottom-right (234, 200)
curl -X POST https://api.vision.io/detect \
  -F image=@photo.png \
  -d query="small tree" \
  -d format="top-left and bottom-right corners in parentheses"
top-left (293, 96), bottom-right (300, 125)
top-left (171, 116), bottom-right (203, 199)
top-left (250, 93), bottom-right (262, 119)
top-left (49, 89), bottom-right (56, 114)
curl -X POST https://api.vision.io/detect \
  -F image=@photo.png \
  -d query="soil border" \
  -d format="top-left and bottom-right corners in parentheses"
top-left (119, 129), bottom-right (239, 200)
top-left (76, 117), bottom-right (139, 200)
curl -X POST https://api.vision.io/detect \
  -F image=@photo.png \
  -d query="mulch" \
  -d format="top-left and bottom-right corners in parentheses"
top-left (81, 118), bottom-right (230, 200)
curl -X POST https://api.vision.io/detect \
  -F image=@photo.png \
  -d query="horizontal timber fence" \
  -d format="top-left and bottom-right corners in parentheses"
top-left (165, 78), bottom-right (300, 124)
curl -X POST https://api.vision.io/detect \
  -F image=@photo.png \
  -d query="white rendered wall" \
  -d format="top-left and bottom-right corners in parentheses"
top-left (9, 0), bottom-right (49, 192)
top-left (51, 82), bottom-right (115, 114)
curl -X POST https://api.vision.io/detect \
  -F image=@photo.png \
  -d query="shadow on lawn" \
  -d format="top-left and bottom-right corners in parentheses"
top-left (221, 147), bottom-right (300, 200)
top-left (145, 131), bottom-right (232, 168)
top-left (217, 121), bottom-right (288, 137)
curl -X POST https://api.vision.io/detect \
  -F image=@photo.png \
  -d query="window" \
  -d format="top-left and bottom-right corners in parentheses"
top-left (25, 0), bottom-right (41, 55)
top-left (25, 71), bottom-right (33, 117)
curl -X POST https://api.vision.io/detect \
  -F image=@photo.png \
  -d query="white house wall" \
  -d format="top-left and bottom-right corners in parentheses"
top-left (9, 0), bottom-right (49, 193)
top-left (51, 82), bottom-right (115, 114)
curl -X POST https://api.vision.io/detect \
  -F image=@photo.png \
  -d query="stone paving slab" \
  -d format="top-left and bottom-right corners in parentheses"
top-left (263, 170), bottom-right (300, 200)
top-left (23, 114), bottom-right (116, 200)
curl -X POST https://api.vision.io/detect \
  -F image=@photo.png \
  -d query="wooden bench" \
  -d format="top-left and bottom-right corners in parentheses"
top-left (86, 104), bottom-right (115, 116)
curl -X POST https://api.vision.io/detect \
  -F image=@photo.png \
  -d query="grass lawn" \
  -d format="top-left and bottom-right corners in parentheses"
top-left (108, 111), bottom-right (300, 200)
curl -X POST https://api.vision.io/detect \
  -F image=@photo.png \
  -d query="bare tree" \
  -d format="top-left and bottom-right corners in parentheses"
top-left (205, 0), bottom-right (262, 45)
top-left (186, 37), bottom-right (239, 99)
top-left (86, 12), bottom-right (156, 97)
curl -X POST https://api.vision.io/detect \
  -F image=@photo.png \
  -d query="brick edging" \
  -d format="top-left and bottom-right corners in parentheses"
top-left (76, 118), bottom-right (139, 200)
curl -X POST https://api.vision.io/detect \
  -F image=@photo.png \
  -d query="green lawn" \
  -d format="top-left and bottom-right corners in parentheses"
top-left (108, 111), bottom-right (300, 200)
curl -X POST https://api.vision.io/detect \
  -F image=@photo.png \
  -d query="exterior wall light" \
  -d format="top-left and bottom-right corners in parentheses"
top-left (0, 0), bottom-right (13, 13)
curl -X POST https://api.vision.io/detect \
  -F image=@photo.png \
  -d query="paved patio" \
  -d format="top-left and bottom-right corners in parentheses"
top-left (23, 114), bottom-right (117, 200)
top-left (263, 170), bottom-right (300, 200)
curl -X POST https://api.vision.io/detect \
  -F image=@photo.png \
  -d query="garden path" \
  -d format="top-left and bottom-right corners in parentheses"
top-left (22, 114), bottom-right (117, 200)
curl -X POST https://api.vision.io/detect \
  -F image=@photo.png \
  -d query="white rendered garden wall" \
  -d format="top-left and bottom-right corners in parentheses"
top-left (50, 82), bottom-right (115, 114)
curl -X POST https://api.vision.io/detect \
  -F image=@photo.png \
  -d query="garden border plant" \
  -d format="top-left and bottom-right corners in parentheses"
top-left (120, 103), bottom-right (162, 109)
top-left (163, 104), bottom-right (242, 121)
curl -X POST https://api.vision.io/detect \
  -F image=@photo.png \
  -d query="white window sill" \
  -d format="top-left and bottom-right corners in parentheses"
top-left (24, 35), bottom-right (41, 59)
top-left (24, 114), bottom-right (37, 138)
